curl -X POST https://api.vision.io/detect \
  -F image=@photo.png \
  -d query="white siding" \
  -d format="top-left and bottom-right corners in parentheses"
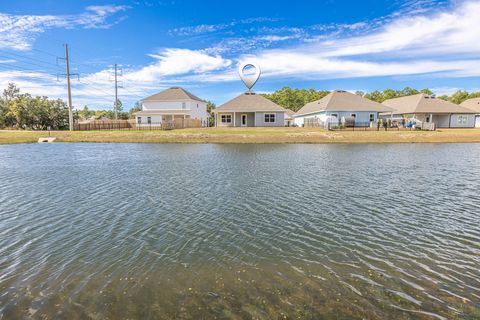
top-left (294, 111), bottom-right (379, 126)
top-left (141, 100), bottom-right (209, 124)
top-left (449, 114), bottom-right (475, 128)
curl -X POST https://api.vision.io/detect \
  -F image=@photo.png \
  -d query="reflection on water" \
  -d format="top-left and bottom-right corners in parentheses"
top-left (0, 143), bottom-right (479, 319)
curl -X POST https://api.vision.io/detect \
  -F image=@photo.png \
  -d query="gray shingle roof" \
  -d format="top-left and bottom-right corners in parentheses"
top-left (142, 87), bottom-right (205, 102)
top-left (383, 93), bottom-right (476, 114)
top-left (213, 92), bottom-right (286, 112)
top-left (460, 98), bottom-right (480, 113)
top-left (295, 90), bottom-right (393, 117)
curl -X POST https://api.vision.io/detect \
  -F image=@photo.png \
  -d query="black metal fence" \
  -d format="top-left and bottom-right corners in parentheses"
top-left (327, 122), bottom-right (408, 131)
top-left (304, 118), bottom-right (435, 131)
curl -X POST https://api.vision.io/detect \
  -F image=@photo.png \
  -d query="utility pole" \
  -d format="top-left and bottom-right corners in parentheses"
top-left (65, 44), bottom-right (73, 131)
top-left (111, 63), bottom-right (123, 121)
top-left (114, 63), bottom-right (118, 120)
top-left (58, 44), bottom-right (78, 131)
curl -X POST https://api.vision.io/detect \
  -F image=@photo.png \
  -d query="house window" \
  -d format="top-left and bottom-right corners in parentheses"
top-left (331, 113), bottom-right (338, 118)
top-left (197, 104), bottom-right (199, 108)
top-left (221, 114), bottom-right (232, 123)
top-left (369, 113), bottom-right (375, 122)
top-left (458, 115), bottom-right (468, 125)
top-left (182, 102), bottom-right (186, 109)
top-left (264, 113), bottom-right (276, 123)
top-left (147, 117), bottom-right (151, 124)
top-left (137, 117), bottom-right (142, 124)
top-left (350, 113), bottom-right (357, 118)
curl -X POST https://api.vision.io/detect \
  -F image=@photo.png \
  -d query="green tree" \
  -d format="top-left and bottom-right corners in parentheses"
top-left (78, 106), bottom-right (95, 120)
top-left (420, 88), bottom-right (434, 95)
top-left (114, 99), bottom-right (123, 113)
top-left (401, 87), bottom-right (419, 96)
top-left (128, 101), bottom-right (142, 119)
top-left (364, 90), bottom-right (384, 103)
top-left (382, 89), bottom-right (398, 101)
top-left (262, 87), bottom-right (329, 112)
top-left (206, 101), bottom-right (216, 127)
top-left (450, 90), bottom-right (470, 104)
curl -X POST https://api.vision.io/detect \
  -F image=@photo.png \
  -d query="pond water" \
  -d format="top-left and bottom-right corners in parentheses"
top-left (0, 143), bottom-right (479, 319)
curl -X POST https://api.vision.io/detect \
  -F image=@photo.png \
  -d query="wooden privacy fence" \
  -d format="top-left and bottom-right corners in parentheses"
top-left (74, 119), bottom-right (202, 131)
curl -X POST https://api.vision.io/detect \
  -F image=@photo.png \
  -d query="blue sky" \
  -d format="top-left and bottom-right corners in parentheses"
top-left (0, 0), bottom-right (479, 109)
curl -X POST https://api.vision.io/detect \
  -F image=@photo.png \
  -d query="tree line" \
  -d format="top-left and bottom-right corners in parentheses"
top-left (262, 87), bottom-right (480, 112)
top-left (0, 83), bottom-right (141, 129)
top-left (0, 83), bottom-right (70, 130)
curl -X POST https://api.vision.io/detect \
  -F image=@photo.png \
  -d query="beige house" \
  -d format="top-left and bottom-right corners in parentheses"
top-left (382, 93), bottom-right (476, 128)
top-left (460, 98), bottom-right (480, 128)
top-left (213, 92), bottom-right (287, 127)
top-left (134, 87), bottom-right (209, 126)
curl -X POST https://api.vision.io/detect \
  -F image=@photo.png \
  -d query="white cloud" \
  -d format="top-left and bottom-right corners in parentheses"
top-left (227, 1), bottom-right (480, 80)
top-left (310, 1), bottom-right (480, 59)
top-left (169, 17), bottom-right (279, 36)
top-left (125, 48), bottom-right (232, 82)
top-left (3, 0), bottom-right (480, 108)
top-left (0, 5), bottom-right (129, 50)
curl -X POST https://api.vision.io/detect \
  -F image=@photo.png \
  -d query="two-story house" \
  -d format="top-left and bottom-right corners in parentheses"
top-left (134, 87), bottom-right (209, 126)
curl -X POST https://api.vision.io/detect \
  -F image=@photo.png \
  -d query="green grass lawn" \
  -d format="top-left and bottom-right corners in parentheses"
top-left (1, 127), bottom-right (480, 144)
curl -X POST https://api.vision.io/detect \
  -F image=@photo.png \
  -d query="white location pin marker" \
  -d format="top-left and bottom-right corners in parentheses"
top-left (238, 62), bottom-right (261, 92)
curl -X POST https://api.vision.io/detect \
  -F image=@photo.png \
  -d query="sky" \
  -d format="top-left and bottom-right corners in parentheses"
top-left (0, 0), bottom-right (479, 110)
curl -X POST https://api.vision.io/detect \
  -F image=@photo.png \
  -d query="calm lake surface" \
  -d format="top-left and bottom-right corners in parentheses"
top-left (0, 143), bottom-right (479, 319)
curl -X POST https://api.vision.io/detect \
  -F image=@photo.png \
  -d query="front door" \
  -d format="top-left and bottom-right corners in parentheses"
top-left (476, 115), bottom-right (480, 128)
top-left (241, 114), bottom-right (247, 126)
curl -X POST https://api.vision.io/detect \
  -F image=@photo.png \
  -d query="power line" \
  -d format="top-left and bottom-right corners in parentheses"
top-left (0, 54), bottom-right (62, 74)
top-left (0, 50), bottom-right (64, 70)
top-left (0, 63), bottom-right (57, 76)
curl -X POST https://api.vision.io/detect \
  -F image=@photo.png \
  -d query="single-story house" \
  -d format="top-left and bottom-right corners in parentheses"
top-left (285, 109), bottom-right (295, 127)
top-left (134, 87), bottom-right (209, 126)
top-left (212, 92), bottom-right (286, 127)
top-left (382, 93), bottom-right (477, 128)
top-left (293, 90), bottom-right (394, 127)
top-left (460, 98), bottom-right (480, 128)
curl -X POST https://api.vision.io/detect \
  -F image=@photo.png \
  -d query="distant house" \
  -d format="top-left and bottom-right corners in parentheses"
top-left (134, 87), bottom-right (209, 126)
top-left (460, 98), bottom-right (480, 128)
top-left (284, 109), bottom-right (295, 126)
top-left (293, 90), bottom-right (393, 127)
top-left (212, 92), bottom-right (286, 127)
top-left (382, 93), bottom-right (476, 128)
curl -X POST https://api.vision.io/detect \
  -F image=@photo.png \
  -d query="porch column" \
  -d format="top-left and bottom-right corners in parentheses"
top-left (233, 112), bottom-right (236, 127)
top-left (430, 114), bottom-right (433, 123)
top-left (254, 112), bottom-right (256, 126)
top-left (215, 113), bottom-right (217, 127)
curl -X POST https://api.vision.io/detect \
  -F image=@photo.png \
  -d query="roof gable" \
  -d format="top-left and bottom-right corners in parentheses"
top-left (142, 87), bottom-right (205, 102)
top-left (214, 92), bottom-right (286, 112)
top-left (383, 93), bottom-right (476, 114)
top-left (295, 90), bottom-right (392, 116)
top-left (460, 98), bottom-right (480, 113)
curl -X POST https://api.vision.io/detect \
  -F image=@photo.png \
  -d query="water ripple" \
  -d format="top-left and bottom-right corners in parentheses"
top-left (0, 143), bottom-right (479, 319)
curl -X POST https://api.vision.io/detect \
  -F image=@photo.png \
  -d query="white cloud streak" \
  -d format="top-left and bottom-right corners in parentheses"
top-left (0, 5), bottom-right (129, 50)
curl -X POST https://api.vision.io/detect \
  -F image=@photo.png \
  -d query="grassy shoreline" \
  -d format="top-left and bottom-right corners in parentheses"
top-left (1, 127), bottom-right (480, 145)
